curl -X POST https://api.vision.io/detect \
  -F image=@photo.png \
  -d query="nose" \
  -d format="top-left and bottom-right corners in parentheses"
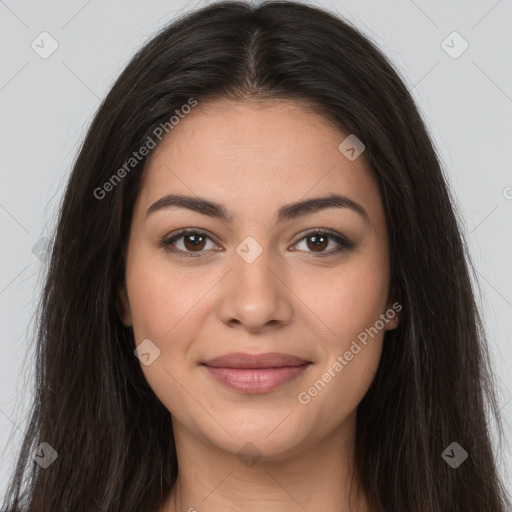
top-left (216, 244), bottom-right (293, 333)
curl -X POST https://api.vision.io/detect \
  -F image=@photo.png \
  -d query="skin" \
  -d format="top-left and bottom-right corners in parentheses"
top-left (119, 99), bottom-right (399, 512)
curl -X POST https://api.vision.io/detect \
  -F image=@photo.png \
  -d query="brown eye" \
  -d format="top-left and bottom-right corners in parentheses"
top-left (162, 229), bottom-right (354, 259)
top-left (293, 230), bottom-right (355, 257)
top-left (162, 230), bottom-right (218, 257)
top-left (305, 234), bottom-right (329, 252)
top-left (182, 233), bottom-right (207, 251)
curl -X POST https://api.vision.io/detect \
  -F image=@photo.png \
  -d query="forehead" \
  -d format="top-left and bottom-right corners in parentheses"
top-left (136, 99), bottom-right (383, 225)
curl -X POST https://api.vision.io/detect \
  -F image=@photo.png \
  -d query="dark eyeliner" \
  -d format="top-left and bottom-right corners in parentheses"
top-left (160, 228), bottom-right (355, 258)
top-left (291, 229), bottom-right (355, 258)
top-left (160, 229), bottom-right (215, 258)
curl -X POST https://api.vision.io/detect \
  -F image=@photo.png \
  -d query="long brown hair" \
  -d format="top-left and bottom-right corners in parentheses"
top-left (2, 1), bottom-right (510, 510)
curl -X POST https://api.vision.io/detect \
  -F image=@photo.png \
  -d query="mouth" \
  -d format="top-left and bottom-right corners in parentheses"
top-left (200, 352), bottom-right (312, 394)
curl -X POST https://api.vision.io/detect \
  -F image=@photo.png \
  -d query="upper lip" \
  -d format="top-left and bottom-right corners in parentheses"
top-left (201, 352), bottom-right (310, 369)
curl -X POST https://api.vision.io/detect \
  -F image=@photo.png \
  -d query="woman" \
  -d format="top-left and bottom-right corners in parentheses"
top-left (2, 1), bottom-right (510, 510)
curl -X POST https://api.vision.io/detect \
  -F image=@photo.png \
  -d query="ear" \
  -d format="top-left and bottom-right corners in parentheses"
top-left (384, 299), bottom-right (401, 331)
top-left (384, 279), bottom-right (402, 331)
top-left (117, 284), bottom-right (133, 327)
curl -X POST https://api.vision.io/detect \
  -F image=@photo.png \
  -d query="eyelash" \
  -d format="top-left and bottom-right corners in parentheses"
top-left (160, 228), bottom-right (355, 259)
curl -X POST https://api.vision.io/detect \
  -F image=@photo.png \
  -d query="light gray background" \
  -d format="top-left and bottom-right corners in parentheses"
top-left (1, 0), bottom-right (511, 501)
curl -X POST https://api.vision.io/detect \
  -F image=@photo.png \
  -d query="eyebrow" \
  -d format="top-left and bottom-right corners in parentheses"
top-left (146, 193), bottom-right (370, 224)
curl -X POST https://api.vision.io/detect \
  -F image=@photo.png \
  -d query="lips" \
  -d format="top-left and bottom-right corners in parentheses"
top-left (201, 352), bottom-right (312, 393)
top-left (201, 352), bottom-right (310, 369)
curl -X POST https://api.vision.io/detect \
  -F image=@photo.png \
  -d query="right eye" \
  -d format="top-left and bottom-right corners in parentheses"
top-left (161, 229), bottom-right (221, 258)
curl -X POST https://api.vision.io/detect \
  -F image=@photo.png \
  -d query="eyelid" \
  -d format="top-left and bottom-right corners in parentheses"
top-left (289, 228), bottom-right (355, 257)
top-left (160, 228), bottom-right (220, 258)
top-left (292, 227), bottom-right (353, 246)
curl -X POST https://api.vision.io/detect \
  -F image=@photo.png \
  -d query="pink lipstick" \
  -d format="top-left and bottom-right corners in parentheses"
top-left (201, 352), bottom-right (312, 394)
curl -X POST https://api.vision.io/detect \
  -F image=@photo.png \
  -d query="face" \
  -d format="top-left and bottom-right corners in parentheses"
top-left (119, 99), bottom-right (398, 461)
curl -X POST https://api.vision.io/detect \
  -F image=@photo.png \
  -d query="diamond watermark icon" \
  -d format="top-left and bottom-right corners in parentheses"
top-left (338, 134), bottom-right (365, 161)
top-left (441, 441), bottom-right (468, 468)
top-left (32, 442), bottom-right (58, 469)
top-left (236, 236), bottom-right (263, 264)
top-left (134, 338), bottom-right (161, 366)
top-left (31, 31), bottom-right (59, 59)
top-left (32, 236), bottom-right (51, 262)
top-left (441, 31), bottom-right (469, 59)
top-left (237, 442), bottom-right (263, 467)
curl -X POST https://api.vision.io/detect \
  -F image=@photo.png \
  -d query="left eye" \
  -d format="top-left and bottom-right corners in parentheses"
top-left (161, 229), bottom-right (354, 258)
top-left (292, 231), bottom-right (352, 255)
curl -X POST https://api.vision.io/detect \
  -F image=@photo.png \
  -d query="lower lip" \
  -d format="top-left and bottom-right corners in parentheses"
top-left (202, 364), bottom-right (311, 393)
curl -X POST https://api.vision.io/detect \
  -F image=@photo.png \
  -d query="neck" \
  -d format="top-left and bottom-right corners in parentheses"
top-left (161, 410), bottom-right (369, 512)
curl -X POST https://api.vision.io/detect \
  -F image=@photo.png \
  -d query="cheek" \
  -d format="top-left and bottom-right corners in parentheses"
top-left (126, 251), bottom-right (208, 342)
top-left (302, 338), bottom-right (384, 434)
top-left (125, 254), bottom-right (202, 415)
top-left (295, 253), bottom-right (389, 344)
top-left (293, 250), bottom-right (389, 412)
top-left (297, 282), bottom-right (387, 430)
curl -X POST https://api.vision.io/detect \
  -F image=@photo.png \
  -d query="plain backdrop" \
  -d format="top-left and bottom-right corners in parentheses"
top-left (1, 0), bottom-right (511, 501)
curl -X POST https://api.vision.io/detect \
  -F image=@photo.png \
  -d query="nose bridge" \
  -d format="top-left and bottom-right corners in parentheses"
top-left (236, 237), bottom-right (275, 291)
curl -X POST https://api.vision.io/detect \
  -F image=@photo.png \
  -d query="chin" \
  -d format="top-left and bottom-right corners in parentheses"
top-left (197, 414), bottom-right (315, 462)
